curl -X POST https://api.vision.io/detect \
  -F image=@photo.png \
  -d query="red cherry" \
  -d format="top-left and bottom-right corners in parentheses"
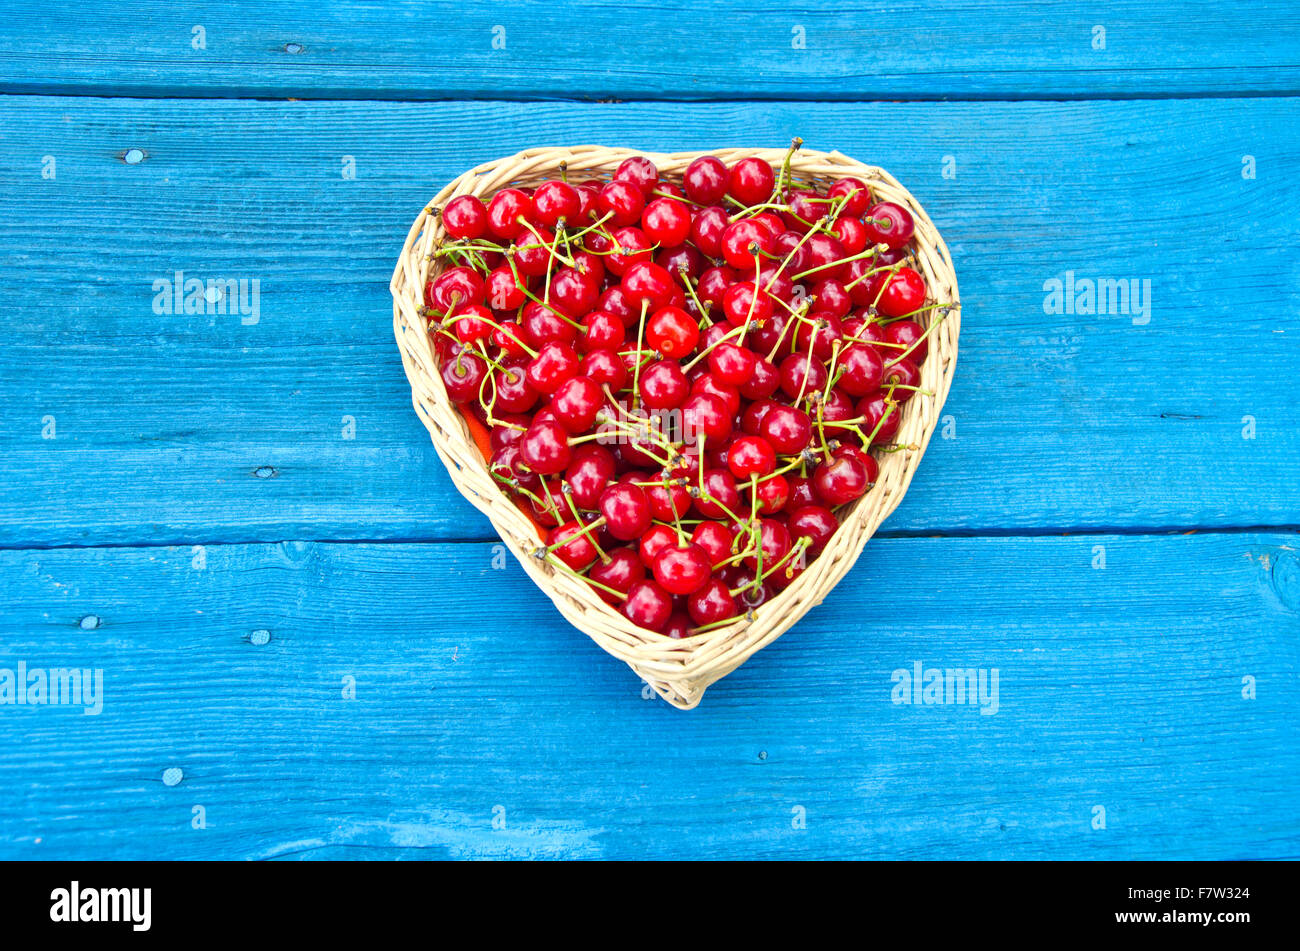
top-left (486, 188), bottom-right (531, 240)
top-left (549, 267), bottom-right (600, 318)
top-left (620, 579), bottom-right (673, 632)
top-left (690, 521), bottom-right (734, 567)
top-left (639, 360), bottom-right (690, 410)
top-left (878, 267), bottom-right (927, 317)
top-left (564, 444), bottom-right (616, 509)
top-left (863, 201), bottom-right (915, 250)
top-left (721, 281), bottom-right (774, 326)
top-left (440, 352), bottom-right (487, 403)
top-left (656, 243), bottom-right (704, 282)
top-left (742, 519), bottom-right (792, 574)
top-left (581, 348), bottom-right (628, 391)
top-left (606, 227), bottom-right (653, 277)
top-left (614, 156), bottom-right (660, 196)
top-left (621, 261), bottom-right (674, 311)
top-left (519, 419), bottom-right (572, 474)
top-left (837, 344), bottom-right (885, 396)
top-left (589, 547), bottom-right (645, 604)
top-left (828, 177), bottom-right (872, 217)
top-left (646, 306), bottom-right (700, 358)
top-left (687, 578), bottom-right (738, 626)
top-left (493, 365), bottom-right (539, 414)
top-left (739, 358), bottom-right (781, 400)
top-left (514, 226), bottom-right (557, 277)
top-left (642, 197), bottom-right (692, 247)
top-left (531, 180), bottom-right (581, 228)
top-left (885, 319), bottom-right (928, 364)
top-left (708, 342), bottom-right (757, 386)
top-left (728, 158), bottom-right (775, 206)
top-left (597, 180), bottom-right (645, 227)
top-left (694, 469), bottom-right (740, 520)
top-left (644, 471), bottom-right (691, 522)
top-left (856, 392), bottom-right (901, 443)
top-left (830, 216), bottom-right (868, 255)
top-left (443, 195), bottom-right (488, 239)
top-left (599, 483), bottom-right (652, 541)
top-left (579, 310), bottom-right (625, 353)
top-left (813, 455), bottom-right (870, 506)
top-left (548, 520), bottom-right (598, 571)
top-left (427, 266), bottom-right (484, 311)
top-left (525, 341), bottom-right (580, 395)
top-left (681, 393), bottom-right (733, 449)
top-left (550, 375), bottom-right (604, 433)
top-left (663, 612), bottom-right (694, 638)
top-left (638, 524), bottom-right (677, 567)
top-left (778, 352), bottom-right (828, 400)
top-left (882, 358), bottom-right (921, 402)
top-left (652, 543), bottom-right (712, 595)
top-left (726, 435), bottom-right (777, 478)
top-left (485, 266), bottom-right (526, 311)
top-left (521, 301), bottom-right (576, 347)
top-left (759, 404), bottom-right (812, 455)
top-left (787, 505), bottom-right (839, 555)
top-left (754, 473), bottom-right (790, 514)
top-left (683, 156), bottom-right (729, 204)
top-left (719, 219), bottom-right (774, 271)
top-left (696, 264), bottom-right (736, 309)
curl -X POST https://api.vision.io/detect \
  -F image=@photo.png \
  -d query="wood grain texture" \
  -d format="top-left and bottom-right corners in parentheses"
top-left (0, 96), bottom-right (1297, 546)
top-left (0, 0), bottom-right (1297, 100)
top-left (0, 533), bottom-right (1296, 860)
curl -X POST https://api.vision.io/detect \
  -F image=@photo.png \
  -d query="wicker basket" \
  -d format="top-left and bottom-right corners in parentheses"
top-left (391, 145), bottom-right (960, 709)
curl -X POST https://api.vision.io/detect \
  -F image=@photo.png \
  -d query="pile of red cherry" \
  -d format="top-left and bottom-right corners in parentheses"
top-left (425, 145), bottom-right (936, 637)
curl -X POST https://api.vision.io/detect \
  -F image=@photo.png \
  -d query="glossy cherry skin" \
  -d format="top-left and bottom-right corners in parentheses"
top-left (778, 352), bottom-right (828, 400)
top-left (514, 226), bottom-right (557, 278)
top-left (581, 348), bottom-right (628, 391)
top-left (812, 455), bottom-right (870, 506)
top-left (877, 267), bottom-right (927, 318)
top-left (694, 469), bottom-right (741, 520)
top-left (550, 375), bottom-right (604, 432)
top-left (637, 524), bottom-right (678, 568)
top-left (690, 521), bottom-right (735, 568)
top-left (644, 471), bottom-right (691, 522)
top-left (683, 156), bottom-right (729, 204)
top-left (428, 266), bottom-right (485, 311)
top-left (548, 520), bottom-right (599, 571)
top-left (727, 435), bottom-right (777, 478)
top-left (662, 612), bottom-right (694, 639)
top-left (863, 201), bottom-right (915, 250)
top-left (639, 360), bottom-right (690, 410)
top-left (708, 342), bottom-right (757, 387)
top-left (578, 310), bottom-right (625, 353)
top-left (646, 306), bottom-right (700, 358)
top-left (440, 352), bottom-right (487, 403)
top-left (687, 578), bottom-right (739, 626)
top-left (620, 261), bottom-right (675, 311)
top-left (525, 341), bottom-right (580, 395)
top-left (739, 358), bottom-right (781, 400)
top-left (641, 197), bottom-right (692, 248)
top-left (599, 483), bottom-right (652, 541)
top-left (721, 281), bottom-right (774, 326)
top-left (719, 219), bottom-right (775, 271)
top-left (530, 180), bottom-right (581, 228)
top-left (588, 547), bottom-right (645, 604)
top-left (493, 365), bottom-right (539, 414)
top-left (884, 319), bottom-right (928, 364)
top-left (786, 504), bottom-right (839, 555)
top-left (606, 226), bottom-right (654, 277)
top-left (832, 444), bottom-right (879, 486)
top-left (620, 579), bottom-right (673, 632)
top-left (681, 393), bottom-right (733, 449)
top-left (728, 157), bottom-right (776, 206)
top-left (486, 188), bottom-right (531, 240)
top-left (759, 404), bottom-right (813, 455)
top-left (597, 180), bottom-right (645, 227)
top-left (856, 392), bottom-right (901, 443)
top-left (837, 343), bottom-right (885, 396)
top-left (882, 358), bottom-right (922, 402)
top-left (614, 156), bottom-right (660, 196)
top-left (651, 542), bottom-right (712, 595)
top-left (828, 177), bottom-right (872, 217)
top-left (519, 419), bottom-right (572, 475)
top-left (564, 444), bottom-right (616, 510)
top-left (443, 195), bottom-right (488, 239)
top-left (754, 472), bottom-right (791, 514)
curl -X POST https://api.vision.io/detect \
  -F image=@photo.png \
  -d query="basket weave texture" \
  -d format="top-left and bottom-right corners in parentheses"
top-left (391, 145), bottom-right (960, 709)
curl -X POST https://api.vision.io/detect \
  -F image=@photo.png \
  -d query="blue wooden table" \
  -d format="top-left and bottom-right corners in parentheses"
top-left (1, 1), bottom-right (1297, 861)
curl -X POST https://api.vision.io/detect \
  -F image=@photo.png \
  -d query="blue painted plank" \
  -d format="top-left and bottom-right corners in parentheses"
top-left (0, 533), bottom-right (1296, 859)
top-left (0, 96), bottom-right (1296, 546)
top-left (0, 1), bottom-right (1297, 100)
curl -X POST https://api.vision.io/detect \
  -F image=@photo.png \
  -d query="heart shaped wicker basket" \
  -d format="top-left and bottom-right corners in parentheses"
top-left (391, 145), bottom-right (960, 709)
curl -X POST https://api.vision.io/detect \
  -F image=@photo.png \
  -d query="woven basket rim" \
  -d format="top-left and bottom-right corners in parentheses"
top-left (391, 144), bottom-right (961, 708)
